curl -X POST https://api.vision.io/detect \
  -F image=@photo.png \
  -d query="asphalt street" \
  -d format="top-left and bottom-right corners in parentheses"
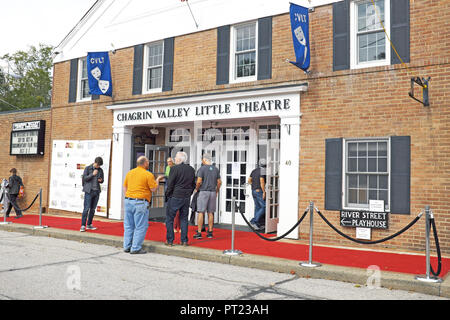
top-left (0, 230), bottom-right (446, 301)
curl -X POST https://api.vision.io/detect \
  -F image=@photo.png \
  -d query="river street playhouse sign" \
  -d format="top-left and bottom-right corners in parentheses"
top-left (340, 210), bottom-right (389, 229)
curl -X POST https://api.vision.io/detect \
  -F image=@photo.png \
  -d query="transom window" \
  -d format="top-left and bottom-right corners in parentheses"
top-left (231, 22), bottom-right (257, 82)
top-left (344, 139), bottom-right (390, 210)
top-left (144, 41), bottom-right (164, 91)
top-left (351, 0), bottom-right (390, 69)
top-left (197, 127), bottom-right (250, 142)
top-left (78, 57), bottom-right (91, 100)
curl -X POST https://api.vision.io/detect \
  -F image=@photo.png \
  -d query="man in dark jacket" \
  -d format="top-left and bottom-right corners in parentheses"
top-left (80, 157), bottom-right (104, 232)
top-left (5, 168), bottom-right (24, 219)
top-left (165, 151), bottom-right (196, 246)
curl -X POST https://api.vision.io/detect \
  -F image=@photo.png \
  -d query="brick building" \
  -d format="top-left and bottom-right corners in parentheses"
top-left (1, 0), bottom-right (448, 255)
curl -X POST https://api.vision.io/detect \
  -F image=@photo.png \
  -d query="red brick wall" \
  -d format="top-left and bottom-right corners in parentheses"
top-left (0, 109), bottom-right (52, 213)
top-left (3, 0), bottom-right (448, 255)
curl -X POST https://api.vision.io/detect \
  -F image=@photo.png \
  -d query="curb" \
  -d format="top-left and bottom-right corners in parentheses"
top-left (1, 223), bottom-right (448, 298)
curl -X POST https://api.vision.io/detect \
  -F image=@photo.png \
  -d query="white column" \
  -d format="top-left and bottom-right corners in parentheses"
top-left (109, 126), bottom-right (133, 220)
top-left (278, 115), bottom-right (301, 239)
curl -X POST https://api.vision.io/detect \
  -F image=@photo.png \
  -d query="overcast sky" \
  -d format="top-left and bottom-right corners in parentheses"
top-left (0, 0), bottom-right (96, 57)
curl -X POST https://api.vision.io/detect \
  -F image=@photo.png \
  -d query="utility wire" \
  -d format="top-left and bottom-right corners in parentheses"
top-left (0, 97), bottom-right (20, 110)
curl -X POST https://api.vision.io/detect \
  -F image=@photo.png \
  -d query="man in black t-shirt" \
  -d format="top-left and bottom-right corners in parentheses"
top-left (248, 159), bottom-right (267, 230)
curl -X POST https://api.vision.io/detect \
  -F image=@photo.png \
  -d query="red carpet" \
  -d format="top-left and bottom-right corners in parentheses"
top-left (3, 214), bottom-right (448, 277)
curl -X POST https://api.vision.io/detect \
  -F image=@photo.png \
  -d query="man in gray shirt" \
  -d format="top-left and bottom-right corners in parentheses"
top-left (193, 153), bottom-right (221, 239)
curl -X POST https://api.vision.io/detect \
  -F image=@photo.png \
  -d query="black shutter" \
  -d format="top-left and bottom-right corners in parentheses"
top-left (325, 138), bottom-right (343, 210)
top-left (132, 44), bottom-right (144, 95)
top-left (333, 0), bottom-right (350, 71)
top-left (216, 25), bottom-right (230, 85)
top-left (390, 136), bottom-right (411, 214)
top-left (68, 58), bottom-right (78, 103)
top-left (163, 37), bottom-right (175, 92)
top-left (257, 17), bottom-right (272, 80)
top-left (391, 0), bottom-right (410, 64)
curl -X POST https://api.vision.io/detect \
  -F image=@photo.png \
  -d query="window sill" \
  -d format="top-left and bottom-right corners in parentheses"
top-left (351, 60), bottom-right (390, 70)
top-left (142, 88), bottom-right (163, 95)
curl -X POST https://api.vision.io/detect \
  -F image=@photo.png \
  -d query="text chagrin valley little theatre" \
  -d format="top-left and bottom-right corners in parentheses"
top-left (116, 98), bottom-right (292, 122)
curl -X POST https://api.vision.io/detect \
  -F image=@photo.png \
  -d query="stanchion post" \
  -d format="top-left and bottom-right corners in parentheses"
top-left (34, 188), bottom-right (48, 229)
top-left (223, 196), bottom-right (242, 256)
top-left (0, 187), bottom-right (11, 225)
top-left (415, 206), bottom-right (441, 283)
top-left (300, 201), bottom-right (321, 268)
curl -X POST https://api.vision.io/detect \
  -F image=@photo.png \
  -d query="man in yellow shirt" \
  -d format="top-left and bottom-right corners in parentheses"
top-left (123, 156), bottom-right (161, 254)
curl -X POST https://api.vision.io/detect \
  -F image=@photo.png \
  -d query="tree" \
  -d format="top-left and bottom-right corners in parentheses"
top-left (1, 44), bottom-right (53, 111)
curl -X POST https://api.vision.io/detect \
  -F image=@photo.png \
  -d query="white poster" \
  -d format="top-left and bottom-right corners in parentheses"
top-left (49, 140), bottom-right (111, 217)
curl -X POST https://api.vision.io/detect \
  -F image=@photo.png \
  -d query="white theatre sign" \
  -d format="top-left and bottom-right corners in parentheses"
top-left (110, 88), bottom-right (305, 126)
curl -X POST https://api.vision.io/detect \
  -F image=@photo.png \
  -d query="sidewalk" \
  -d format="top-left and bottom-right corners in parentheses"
top-left (0, 213), bottom-right (448, 298)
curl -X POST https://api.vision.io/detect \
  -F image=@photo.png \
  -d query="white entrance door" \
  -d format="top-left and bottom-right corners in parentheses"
top-left (265, 139), bottom-right (280, 233)
top-left (220, 127), bottom-right (251, 225)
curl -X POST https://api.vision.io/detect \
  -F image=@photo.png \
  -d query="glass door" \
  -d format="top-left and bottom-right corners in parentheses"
top-left (258, 125), bottom-right (280, 233)
top-left (220, 127), bottom-right (251, 225)
top-left (145, 145), bottom-right (170, 220)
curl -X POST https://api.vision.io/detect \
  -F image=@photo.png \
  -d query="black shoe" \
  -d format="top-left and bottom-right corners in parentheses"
top-left (207, 231), bottom-right (213, 238)
top-left (124, 248), bottom-right (130, 253)
top-left (193, 232), bottom-right (202, 239)
top-left (14, 214), bottom-right (23, 219)
top-left (130, 249), bottom-right (147, 254)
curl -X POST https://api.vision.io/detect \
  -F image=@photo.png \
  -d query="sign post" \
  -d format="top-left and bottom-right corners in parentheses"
top-left (300, 201), bottom-right (321, 268)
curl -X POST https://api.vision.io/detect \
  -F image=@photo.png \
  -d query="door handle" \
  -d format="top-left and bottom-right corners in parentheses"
top-left (243, 183), bottom-right (250, 198)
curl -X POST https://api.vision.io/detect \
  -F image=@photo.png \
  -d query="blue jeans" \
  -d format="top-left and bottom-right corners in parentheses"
top-left (166, 197), bottom-right (190, 244)
top-left (250, 190), bottom-right (266, 228)
top-left (123, 198), bottom-right (149, 252)
top-left (81, 190), bottom-right (100, 226)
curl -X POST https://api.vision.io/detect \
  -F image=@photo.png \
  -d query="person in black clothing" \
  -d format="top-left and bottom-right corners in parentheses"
top-left (80, 157), bottom-right (104, 232)
top-left (5, 168), bottom-right (24, 219)
top-left (248, 159), bottom-right (267, 230)
top-left (165, 151), bottom-right (196, 246)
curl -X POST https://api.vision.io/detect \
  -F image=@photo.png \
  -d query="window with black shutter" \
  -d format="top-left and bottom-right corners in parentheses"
top-left (333, 0), bottom-right (410, 71)
top-left (325, 136), bottom-right (410, 214)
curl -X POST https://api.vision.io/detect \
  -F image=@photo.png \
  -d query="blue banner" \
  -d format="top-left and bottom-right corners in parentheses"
top-left (289, 3), bottom-right (310, 72)
top-left (87, 52), bottom-right (112, 96)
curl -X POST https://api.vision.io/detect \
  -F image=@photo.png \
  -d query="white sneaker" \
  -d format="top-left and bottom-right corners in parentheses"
top-left (80, 226), bottom-right (86, 232)
top-left (86, 225), bottom-right (97, 231)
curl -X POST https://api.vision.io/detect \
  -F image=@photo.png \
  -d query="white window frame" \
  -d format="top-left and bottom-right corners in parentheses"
top-left (77, 57), bottom-right (91, 102)
top-left (143, 40), bottom-right (164, 94)
top-left (342, 137), bottom-right (391, 212)
top-left (229, 20), bottom-right (258, 84)
top-left (350, 0), bottom-right (391, 69)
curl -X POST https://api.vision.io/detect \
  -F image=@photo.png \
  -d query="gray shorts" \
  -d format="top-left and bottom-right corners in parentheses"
top-left (197, 191), bottom-right (217, 213)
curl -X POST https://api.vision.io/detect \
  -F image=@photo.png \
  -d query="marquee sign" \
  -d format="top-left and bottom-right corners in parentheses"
top-left (10, 120), bottom-right (46, 156)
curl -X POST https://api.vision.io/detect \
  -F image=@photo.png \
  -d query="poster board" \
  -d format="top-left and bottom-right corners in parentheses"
top-left (49, 140), bottom-right (111, 216)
